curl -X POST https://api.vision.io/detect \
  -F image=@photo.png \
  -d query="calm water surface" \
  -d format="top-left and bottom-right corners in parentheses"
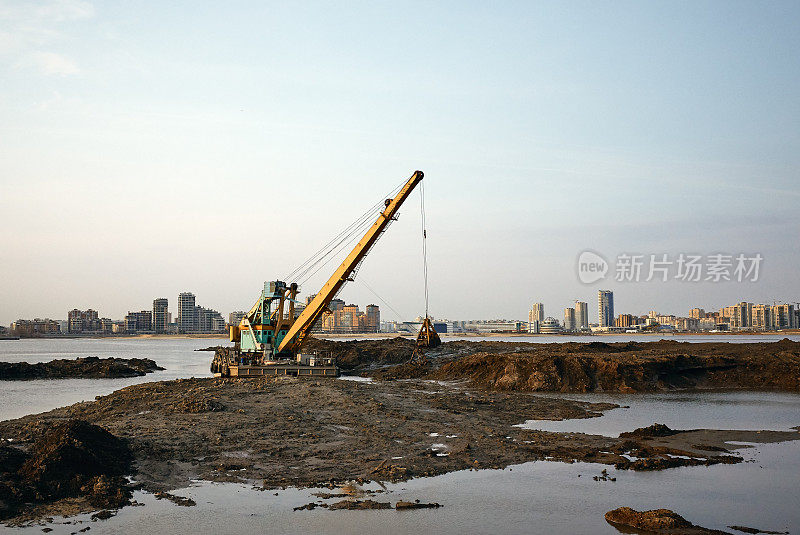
top-left (520, 391), bottom-right (800, 435)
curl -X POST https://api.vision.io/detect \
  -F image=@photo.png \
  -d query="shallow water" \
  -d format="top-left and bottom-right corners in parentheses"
top-left (519, 391), bottom-right (800, 436)
top-left (10, 439), bottom-right (799, 534)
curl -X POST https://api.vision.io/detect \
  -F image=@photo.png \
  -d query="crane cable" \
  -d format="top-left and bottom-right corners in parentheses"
top-left (295, 215), bottom-right (375, 285)
top-left (420, 181), bottom-right (429, 319)
top-left (357, 277), bottom-right (407, 323)
top-left (280, 175), bottom-right (427, 329)
top-left (284, 180), bottom-right (405, 283)
top-left (285, 194), bottom-right (388, 282)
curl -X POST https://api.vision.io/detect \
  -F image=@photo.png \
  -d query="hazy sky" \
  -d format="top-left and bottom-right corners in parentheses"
top-left (1, 0), bottom-right (799, 326)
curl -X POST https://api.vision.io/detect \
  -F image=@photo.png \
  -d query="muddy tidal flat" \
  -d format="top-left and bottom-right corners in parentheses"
top-left (2, 337), bottom-right (800, 531)
top-left (1, 375), bottom-right (799, 526)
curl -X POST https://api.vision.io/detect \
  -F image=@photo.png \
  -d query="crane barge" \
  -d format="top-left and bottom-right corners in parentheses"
top-left (211, 170), bottom-right (425, 378)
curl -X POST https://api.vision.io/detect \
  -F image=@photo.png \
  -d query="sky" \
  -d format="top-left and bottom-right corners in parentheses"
top-left (1, 0), bottom-right (799, 326)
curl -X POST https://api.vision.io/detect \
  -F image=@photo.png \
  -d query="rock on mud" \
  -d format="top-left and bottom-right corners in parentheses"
top-left (605, 507), bottom-right (732, 534)
top-left (395, 500), bottom-right (442, 509)
top-left (619, 423), bottom-right (678, 438)
top-left (0, 357), bottom-right (163, 380)
top-left (154, 492), bottom-right (196, 507)
top-left (727, 525), bottom-right (789, 534)
top-left (328, 499), bottom-right (392, 510)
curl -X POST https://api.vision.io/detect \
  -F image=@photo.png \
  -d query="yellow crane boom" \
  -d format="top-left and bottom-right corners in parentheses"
top-left (277, 170), bottom-right (424, 356)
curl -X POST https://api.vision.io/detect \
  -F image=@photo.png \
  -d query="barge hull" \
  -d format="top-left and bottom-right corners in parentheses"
top-left (224, 364), bottom-right (339, 377)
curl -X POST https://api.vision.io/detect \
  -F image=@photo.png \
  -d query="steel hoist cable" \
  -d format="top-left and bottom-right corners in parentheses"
top-left (356, 277), bottom-right (407, 323)
top-left (284, 180), bottom-right (406, 283)
top-left (420, 181), bottom-right (429, 319)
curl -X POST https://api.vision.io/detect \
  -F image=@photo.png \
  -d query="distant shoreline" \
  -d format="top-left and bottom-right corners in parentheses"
top-left (312, 331), bottom-right (800, 339)
top-left (4, 330), bottom-right (799, 341)
top-left (478, 330), bottom-right (800, 337)
top-left (3, 333), bottom-right (229, 340)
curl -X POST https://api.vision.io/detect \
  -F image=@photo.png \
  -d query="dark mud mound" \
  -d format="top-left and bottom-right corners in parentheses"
top-left (0, 357), bottom-right (163, 380)
top-left (620, 423), bottom-right (678, 438)
top-left (568, 341), bottom-right (645, 353)
top-left (605, 507), bottom-right (731, 534)
top-left (328, 499), bottom-right (392, 510)
top-left (298, 338), bottom-right (800, 392)
top-left (369, 360), bottom-right (432, 381)
top-left (728, 525), bottom-right (788, 534)
top-left (0, 420), bottom-right (133, 521)
top-left (305, 337), bottom-right (416, 370)
top-left (417, 340), bottom-right (800, 392)
top-left (395, 500), bottom-right (442, 509)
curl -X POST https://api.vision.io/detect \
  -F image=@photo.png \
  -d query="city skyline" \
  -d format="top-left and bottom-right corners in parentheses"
top-left (7, 284), bottom-right (800, 329)
top-left (526, 290), bottom-right (799, 333)
top-left (2, 1), bottom-right (799, 326)
top-left (9, 287), bottom-right (799, 336)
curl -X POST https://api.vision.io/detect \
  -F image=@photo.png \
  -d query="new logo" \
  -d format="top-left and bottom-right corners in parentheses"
top-left (577, 250), bottom-right (609, 284)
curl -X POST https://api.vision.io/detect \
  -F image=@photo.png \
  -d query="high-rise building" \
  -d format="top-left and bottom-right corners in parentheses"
top-left (342, 304), bottom-right (360, 331)
top-left (615, 314), bottom-right (635, 328)
top-left (228, 311), bottom-right (246, 326)
top-left (575, 301), bottom-right (588, 330)
top-left (721, 302), bottom-right (752, 330)
top-left (321, 311), bottom-right (337, 332)
top-left (100, 318), bottom-right (114, 333)
top-left (195, 306), bottom-right (225, 333)
top-left (67, 310), bottom-right (80, 333)
top-left (773, 304), bottom-right (796, 330)
top-left (125, 310), bottom-right (153, 333)
top-left (366, 304), bottom-right (380, 333)
top-left (690, 308), bottom-right (706, 319)
top-left (211, 315), bottom-right (226, 332)
top-left (10, 319), bottom-right (60, 337)
top-left (178, 292), bottom-right (196, 333)
top-left (528, 303), bottom-right (544, 332)
top-left (751, 304), bottom-right (774, 331)
top-left (317, 302), bottom-right (381, 333)
top-left (67, 309), bottom-right (100, 333)
top-left (675, 317), bottom-right (700, 331)
top-left (563, 307), bottom-right (576, 332)
top-left (153, 298), bottom-right (169, 333)
top-left (598, 290), bottom-right (614, 328)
